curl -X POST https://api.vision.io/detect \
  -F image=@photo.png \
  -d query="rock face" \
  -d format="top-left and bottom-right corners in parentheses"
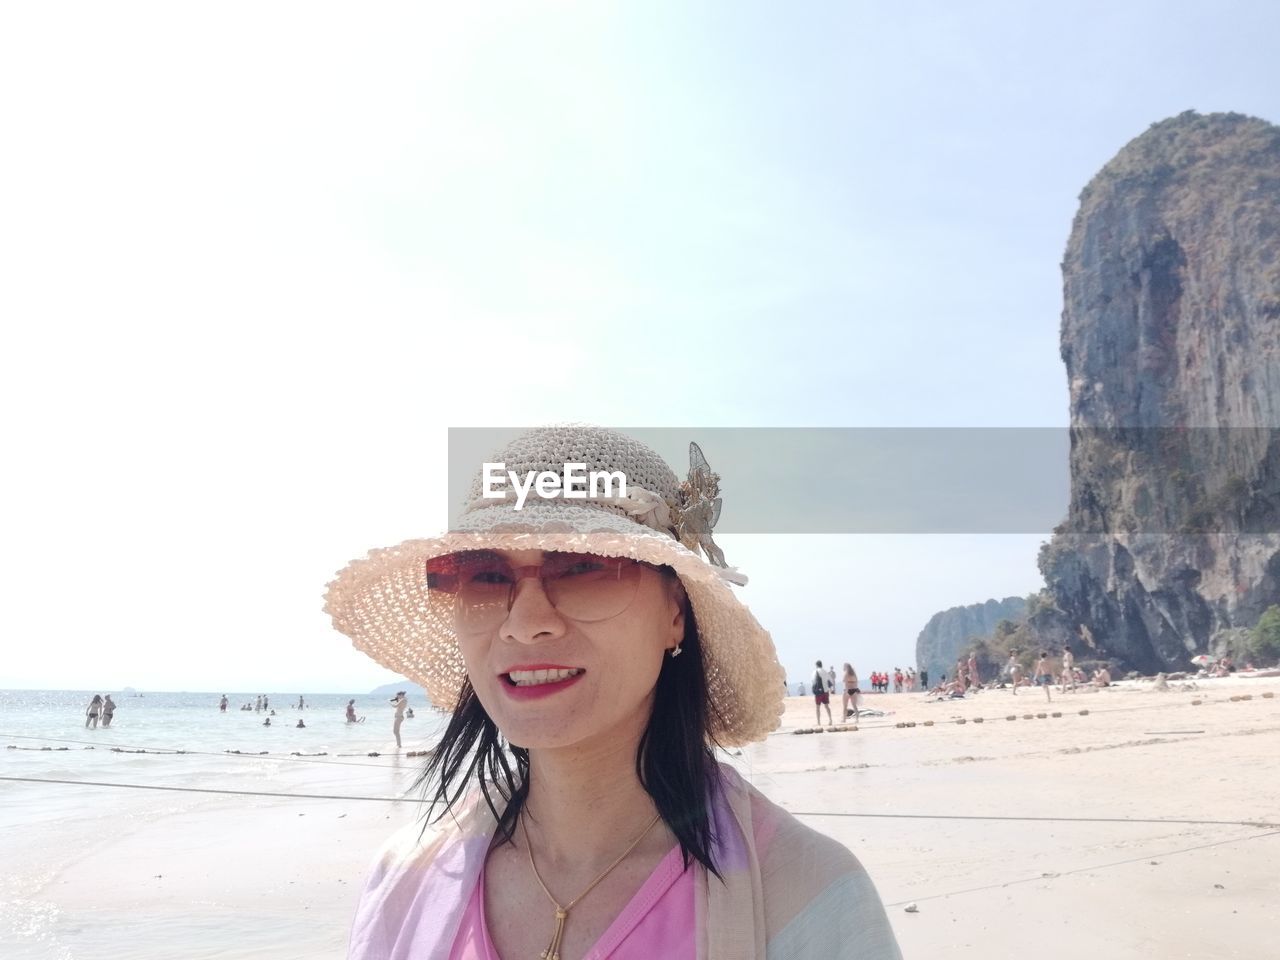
top-left (915, 597), bottom-right (1027, 683)
top-left (1040, 111), bottom-right (1280, 674)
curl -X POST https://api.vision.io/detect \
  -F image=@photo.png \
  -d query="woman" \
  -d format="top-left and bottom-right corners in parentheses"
top-left (841, 663), bottom-right (860, 722)
top-left (325, 427), bottom-right (901, 959)
top-left (84, 694), bottom-right (103, 729)
top-left (1004, 651), bottom-right (1023, 694)
top-left (1059, 645), bottom-right (1076, 693)
top-left (390, 691), bottom-right (408, 747)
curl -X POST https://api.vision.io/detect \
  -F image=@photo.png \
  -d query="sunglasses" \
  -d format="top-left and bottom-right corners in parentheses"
top-left (425, 550), bottom-right (655, 631)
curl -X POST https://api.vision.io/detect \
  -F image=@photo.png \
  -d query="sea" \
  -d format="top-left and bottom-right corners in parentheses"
top-left (0, 689), bottom-right (446, 960)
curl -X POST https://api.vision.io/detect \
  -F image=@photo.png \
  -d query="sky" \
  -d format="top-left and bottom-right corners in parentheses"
top-left (2, 1), bottom-right (1278, 693)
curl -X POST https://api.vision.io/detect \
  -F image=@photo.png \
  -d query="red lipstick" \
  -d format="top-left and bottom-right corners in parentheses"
top-left (499, 665), bottom-right (586, 701)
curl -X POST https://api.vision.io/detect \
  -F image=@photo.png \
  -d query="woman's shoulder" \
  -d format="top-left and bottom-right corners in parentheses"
top-left (348, 801), bottom-right (497, 959)
top-left (714, 763), bottom-right (872, 883)
top-left (713, 762), bottom-right (902, 958)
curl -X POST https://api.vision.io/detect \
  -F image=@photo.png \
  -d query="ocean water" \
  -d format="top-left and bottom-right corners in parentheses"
top-left (0, 689), bottom-right (445, 960)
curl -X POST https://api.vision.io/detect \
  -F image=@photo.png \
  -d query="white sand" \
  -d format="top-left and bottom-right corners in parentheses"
top-left (26, 676), bottom-right (1280, 958)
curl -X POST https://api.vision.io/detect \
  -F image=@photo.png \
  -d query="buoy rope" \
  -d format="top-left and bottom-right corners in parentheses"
top-left (782, 689), bottom-right (1276, 735)
top-left (1, 733), bottom-right (426, 769)
top-left (0, 775), bottom-right (408, 803)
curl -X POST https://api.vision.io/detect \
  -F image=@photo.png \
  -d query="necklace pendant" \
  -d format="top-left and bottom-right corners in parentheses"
top-left (542, 906), bottom-right (568, 960)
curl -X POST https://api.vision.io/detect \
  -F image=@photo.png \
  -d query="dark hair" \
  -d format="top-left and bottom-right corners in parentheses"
top-left (411, 579), bottom-right (724, 877)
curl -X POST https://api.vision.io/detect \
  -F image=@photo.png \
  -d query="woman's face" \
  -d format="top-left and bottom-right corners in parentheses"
top-left (453, 549), bottom-right (685, 751)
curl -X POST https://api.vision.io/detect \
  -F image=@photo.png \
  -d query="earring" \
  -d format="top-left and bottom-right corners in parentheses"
top-left (669, 644), bottom-right (683, 658)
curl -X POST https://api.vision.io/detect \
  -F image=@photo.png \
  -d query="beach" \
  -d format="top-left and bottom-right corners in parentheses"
top-left (3, 678), bottom-right (1279, 959)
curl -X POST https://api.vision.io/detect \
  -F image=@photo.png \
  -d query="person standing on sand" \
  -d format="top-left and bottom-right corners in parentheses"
top-left (85, 694), bottom-right (103, 729)
top-left (390, 690), bottom-right (408, 747)
top-left (1059, 646), bottom-right (1077, 693)
top-left (1034, 651), bottom-right (1054, 702)
top-left (842, 663), bottom-right (861, 722)
top-left (813, 660), bottom-right (833, 726)
top-left (967, 652), bottom-right (981, 692)
top-left (101, 694), bottom-right (116, 727)
top-left (1005, 652), bottom-right (1023, 694)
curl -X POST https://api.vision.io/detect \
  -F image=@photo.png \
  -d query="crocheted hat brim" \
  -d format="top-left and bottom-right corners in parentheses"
top-left (323, 503), bottom-right (784, 747)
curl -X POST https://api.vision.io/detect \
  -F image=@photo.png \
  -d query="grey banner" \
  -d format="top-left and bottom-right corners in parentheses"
top-left (447, 428), bottom-right (1280, 534)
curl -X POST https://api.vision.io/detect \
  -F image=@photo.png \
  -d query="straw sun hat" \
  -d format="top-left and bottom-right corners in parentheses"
top-left (323, 426), bottom-right (785, 747)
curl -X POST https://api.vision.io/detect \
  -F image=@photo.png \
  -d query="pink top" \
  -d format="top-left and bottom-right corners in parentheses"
top-left (448, 843), bottom-right (695, 960)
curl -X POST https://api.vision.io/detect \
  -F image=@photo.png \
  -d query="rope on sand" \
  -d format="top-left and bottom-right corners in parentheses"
top-left (3, 775), bottom-right (1276, 832)
top-left (0, 775), bottom-right (409, 803)
top-left (787, 809), bottom-right (1278, 829)
top-left (2, 734), bottom-right (429, 769)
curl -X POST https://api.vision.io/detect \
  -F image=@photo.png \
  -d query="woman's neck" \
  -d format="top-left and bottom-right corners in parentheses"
top-left (519, 729), bottom-right (661, 867)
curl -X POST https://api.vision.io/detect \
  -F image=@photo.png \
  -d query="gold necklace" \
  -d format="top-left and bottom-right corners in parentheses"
top-left (522, 810), bottom-right (662, 960)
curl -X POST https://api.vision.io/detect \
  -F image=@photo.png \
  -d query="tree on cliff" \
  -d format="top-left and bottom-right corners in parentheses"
top-left (1251, 606), bottom-right (1280, 664)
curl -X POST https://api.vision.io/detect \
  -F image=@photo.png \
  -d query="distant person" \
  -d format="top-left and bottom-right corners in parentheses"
top-left (967, 652), bottom-right (981, 691)
top-left (920, 669), bottom-right (929, 689)
top-left (1059, 646), bottom-right (1076, 693)
top-left (1035, 651), bottom-right (1054, 702)
top-left (1005, 652), bottom-right (1023, 694)
top-left (406, 707), bottom-right (415, 719)
top-left (255, 695), bottom-right (262, 713)
top-left (812, 660), bottom-right (833, 726)
top-left (101, 694), bottom-right (116, 727)
top-left (263, 717), bottom-right (271, 726)
top-left (390, 691), bottom-right (408, 747)
top-left (263, 695), bottom-right (270, 710)
top-left (296, 719), bottom-right (306, 728)
top-left (955, 658), bottom-right (967, 692)
top-left (1092, 667), bottom-right (1112, 688)
top-left (85, 694), bottom-right (103, 729)
top-left (346, 699), bottom-right (365, 723)
top-left (298, 695), bottom-right (306, 709)
top-left (219, 694), bottom-right (228, 713)
top-left (842, 663), bottom-right (861, 722)
top-left (795, 682), bottom-right (805, 697)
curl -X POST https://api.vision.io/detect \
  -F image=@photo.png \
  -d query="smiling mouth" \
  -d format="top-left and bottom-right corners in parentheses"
top-left (503, 668), bottom-right (584, 687)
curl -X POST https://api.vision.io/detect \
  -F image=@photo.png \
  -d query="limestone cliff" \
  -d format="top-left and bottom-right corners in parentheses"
top-left (915, 597), bottom-right (1027, 683)
top-left (1040, 111), bottom-right (1280, 673)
